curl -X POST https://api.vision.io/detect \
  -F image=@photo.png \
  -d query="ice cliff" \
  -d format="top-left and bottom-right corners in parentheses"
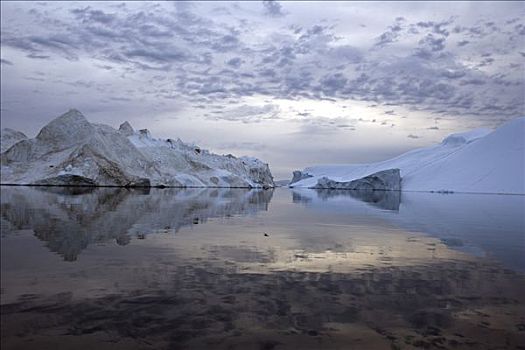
top-left (0, 109), bottom-right (274, 188)
top-left (290, 117), bottom-right (525, 194)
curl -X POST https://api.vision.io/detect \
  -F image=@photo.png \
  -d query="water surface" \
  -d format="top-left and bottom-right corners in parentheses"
top-left (1, 186), bottom-right (524, 349)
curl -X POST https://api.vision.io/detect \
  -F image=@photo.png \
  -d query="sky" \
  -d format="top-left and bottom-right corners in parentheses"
top-left (1, 1), bottom-right (524, 179)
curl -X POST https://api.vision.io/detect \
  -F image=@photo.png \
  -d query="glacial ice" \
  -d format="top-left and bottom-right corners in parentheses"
top-left (290, 117), bottom-right (525, 194)
top-left (314, 169), bottom-right (401, 191)
top-left (0, 109), bottom-right (274, 188)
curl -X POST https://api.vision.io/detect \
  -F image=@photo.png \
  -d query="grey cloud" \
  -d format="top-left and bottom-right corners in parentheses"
top-left (328, 45), bottom-right (362, 64)
top-left (2, 35), bottom-right (37, 52)
top-left (290, 118), bottom-right (351, 135)
top-left (417, 34), bottom-right (446, 54)
top-left (258, 68), bottom-right (276, 78)
top-left (460, 78), bottom-right (486, 86)
top-left (1, 2), bottom-right (523, 125)
top-left (281, 71), bottom-right (314, 97)
top-left (216, 142), bottom-right (267, 151)
top-left (456, 21), bottom-right (507, 39)
top-left (108, 96), bottom-right (132, 102)
top-left (407, 134), bottom-right (420, 139)
top-left (125, 47), bottom-right (187, 63)
top-left (416, 18), bottom-right (454, 36)
top-left (506, 18), bottom-right (521, 25)
top-left (211, 34), bottom-right (240, 52)
top-left (263, 0), bottom-right (284, 17)
top-left (29, 35), bottom-right (80, 59)
top-left (374, 17), bottom-right (406, 47)
top-left (336, 124), bottom-right (356, 130)
top-left (375, 30), bottom-right (399, 47)
top-left (226, 57), bottom-right (243, 68)
top-left (319, 73), bottom-right (348, 96)
top-left (71, 7), bottom-right (116, 24)
top-left (514, 23), bottom-right (525, 35)
top-left (4, 3), bottom-right (234, 70)
top-left (449, 93), bottom-right (475, 109)
top-left (441, 69), bottom-right (466, 79)
top-left (138, 24), bottom-right (173, 38)
top-left (210, 104), bottom-right (281, 123)
top-left (1, 58), bottom-right (13, 65)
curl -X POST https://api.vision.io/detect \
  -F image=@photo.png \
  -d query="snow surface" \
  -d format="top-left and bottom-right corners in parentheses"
top-left (291, 117), bottom-right (525, 194)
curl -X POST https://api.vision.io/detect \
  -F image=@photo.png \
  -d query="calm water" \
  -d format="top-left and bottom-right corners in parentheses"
top-left (1, 186), bottom-right (524, 350)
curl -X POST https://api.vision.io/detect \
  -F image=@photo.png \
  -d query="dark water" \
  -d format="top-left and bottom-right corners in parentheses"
top-left (1, 186), bottom-right (524, 350)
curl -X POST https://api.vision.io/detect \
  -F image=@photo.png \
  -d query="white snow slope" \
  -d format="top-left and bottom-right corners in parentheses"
top-left (291, 117), bottom-right (525, 194)
top-left (1, 109), bottom-right (274, 188)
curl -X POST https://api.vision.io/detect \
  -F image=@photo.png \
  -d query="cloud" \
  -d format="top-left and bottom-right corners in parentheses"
top-left (319, 73), bottom-right (348, 96)
top-left (328, 45), bottom-right (362, 64)
top-left (226, 57), bottom-right (243, 68)
top-left (1, 2), bottom-right (524, 132)
top-left (418, 34), bottom-right (447, 52)
top-left (374, 17), bottom-right (406, 47)
top-left (71, 7), bottom-right (116, 24)
top-left (209, 104), bottom-right (281, 123)
top-left (415, 18), bottom-right (454, 36)
top-left (263, 0), bottom-right (285, 17)
top-left (216, 141), bottom-right (267, 151)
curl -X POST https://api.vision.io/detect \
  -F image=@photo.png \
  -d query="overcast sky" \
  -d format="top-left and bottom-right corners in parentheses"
top-left (1, 1), bottom-right (524, 179)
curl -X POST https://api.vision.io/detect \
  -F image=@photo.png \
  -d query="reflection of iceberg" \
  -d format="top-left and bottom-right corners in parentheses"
top-left (291, 188), bottom-right (400, 211)
top-left (290, 189), bottom-right (525, 272)
top-left (292, 191), bottom-right (312, 204)
top-left (0, 187), bottom-right (273, 261)
top-left (315, 189), bottom-right (400, 211)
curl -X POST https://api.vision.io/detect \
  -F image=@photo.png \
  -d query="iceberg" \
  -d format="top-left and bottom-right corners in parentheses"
top-left (0, 128), bottom-right (27, 153)
top-left (314, 169), bottom-right (401, 191)
top-left (1, 109), bottom-right (274, 188)
top-left (290, 117), bottom-right (525, 194)
top-left (289, 170), bottom-right (313, 185)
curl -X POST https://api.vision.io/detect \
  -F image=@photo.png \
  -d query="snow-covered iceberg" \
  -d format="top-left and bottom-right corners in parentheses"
top-left (314, 169), bottom-right (401, 191)
top-left (0, 128), bottom-right (27, 153)
top-left (290, 117), bottom-right (525, 194)
top-left (1, 109), bottom-right (274, 188)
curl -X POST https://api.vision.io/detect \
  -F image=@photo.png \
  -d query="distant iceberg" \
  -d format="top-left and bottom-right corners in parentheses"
top-left (1, 109), bottom-right (274, 188)
top-left (290, 117), bottom-right (525, 194)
